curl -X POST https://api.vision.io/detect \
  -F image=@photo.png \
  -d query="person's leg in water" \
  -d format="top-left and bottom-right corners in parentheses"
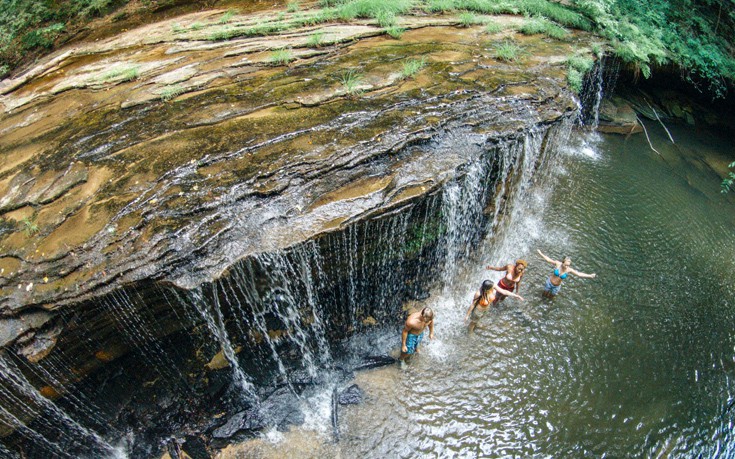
top-left (542, 277), bottom-right (560, 299)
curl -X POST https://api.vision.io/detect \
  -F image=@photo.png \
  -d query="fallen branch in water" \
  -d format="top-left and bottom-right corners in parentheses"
top-left (646, 100), bottom-right (675, 144)
top-left (636, 115), bottom-right (662, 157)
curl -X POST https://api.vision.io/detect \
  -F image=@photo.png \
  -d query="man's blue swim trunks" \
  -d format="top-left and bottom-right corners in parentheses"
top-left (544, 277), bottom-right (561, 295)
top-left (406, 332), bottom-right (423, 354)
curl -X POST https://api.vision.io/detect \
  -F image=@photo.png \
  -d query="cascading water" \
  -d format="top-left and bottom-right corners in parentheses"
top-left (0, 117), bottom-right (572, 457)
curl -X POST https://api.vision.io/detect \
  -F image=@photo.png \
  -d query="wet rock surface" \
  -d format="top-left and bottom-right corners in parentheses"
top-left (338, 384), bottom-right (363, 405)
top-left (0, 0), bottom-right (583, 412)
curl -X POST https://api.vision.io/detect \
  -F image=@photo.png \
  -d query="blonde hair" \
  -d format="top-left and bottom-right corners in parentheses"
top-left (515, 259), bottom-right (528, 269)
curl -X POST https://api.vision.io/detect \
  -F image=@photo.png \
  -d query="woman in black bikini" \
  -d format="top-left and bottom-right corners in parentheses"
top-left (537, 249), bottom-right (596, 298)
top-left (465, 279), bottom-right (524, 334)
top-left (486, 259), bottom-right (527, 305)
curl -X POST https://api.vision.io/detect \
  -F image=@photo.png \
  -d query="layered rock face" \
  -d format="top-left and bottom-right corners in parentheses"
top-left (0, 7), bottom-right (583, 372)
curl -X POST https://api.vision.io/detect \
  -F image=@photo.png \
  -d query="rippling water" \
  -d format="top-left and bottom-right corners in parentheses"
top-left (329, 122), bottom-right (735, 458)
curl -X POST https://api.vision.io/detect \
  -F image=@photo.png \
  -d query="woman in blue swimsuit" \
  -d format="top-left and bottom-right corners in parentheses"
top-left (537, 249), bottom-right (596, 298)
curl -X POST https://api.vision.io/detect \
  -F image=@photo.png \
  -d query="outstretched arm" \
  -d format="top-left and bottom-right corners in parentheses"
top-left (486, 264), bottom-right (511, 271)
top-left (570, 268), bottom-right (596, 279)
top-left (537, 249), bottom-right (559, 266)
top-left (495, 285), bottom-right (524, 301)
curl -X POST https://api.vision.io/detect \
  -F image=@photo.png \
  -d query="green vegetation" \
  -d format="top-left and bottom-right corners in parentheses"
top-left (518, 16), bottom-right (569, 39)
top-left (336, 0), bottom-right (414, 22)
top-left (307, 31), bottom-right (326, 47)
top-left (98, 65), bottom-right (140, 83)
top-left (160, 84), bottom-right (184, 102)
top-left (493, 41), bottom-right (523, 62)
top-left (269, 49), bottom-right (294, 65)
top-left (401, 57), bottom-right (427, 79)
top-left (218, 9), bottom-right (237, 24)
top-left (458, 12), bottom-right (481, 27)
top-left (722, 162), bottom-right (735, 193)
top-left (386, 26), bottom-right (406, 39)
top-left (339, 69), bottom-right (363, 95)
top-left (566, 54), bottom-right (595, 92)
top-left (21, 217), bottom-right (39, 237)
top-left (0, 0), bottom-right (733, 98)
top-left (484, 20), bottom-right (505, 34)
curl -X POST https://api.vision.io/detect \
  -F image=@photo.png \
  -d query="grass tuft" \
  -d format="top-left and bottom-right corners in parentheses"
top-left (99, 65), bottom-right (139, 83)
top-left (484, 20), bottom-right (505, 34)
top-left (339, 69), bottom-right (363, 95)
top-left (401, 57), bottom-right (427, 79)
top-left (458, 12), bottom-right (481, 27)
top-left (385, 26), bottom-right (406, 39)
top-left (160, 84), bottom-right (184, 102)
top-left (219, 9), bottom-right (237, 24)
top-left (307, 31), bottom-right (326, 47)
top-left (493, 41), bottom-right (523, 62)
top-left (287, 1), bottom-right (300, 12)
top-left (269, 49), bottom-right (294, 65)
top-left (518, 16), bottom-right (569, 39)
top-left (21, 217), bottom-right (39, 237)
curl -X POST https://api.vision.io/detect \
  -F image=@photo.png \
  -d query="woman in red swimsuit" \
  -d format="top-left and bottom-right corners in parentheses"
top-left (486, 259), bottom-right (528, 305)
top-left (465, 279), bottom-right (524, 334)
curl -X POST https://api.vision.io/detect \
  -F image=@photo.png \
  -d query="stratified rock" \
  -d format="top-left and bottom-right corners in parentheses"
top-left (0, 310), bottom-right (53, 347)
top-left (597, 97), bottom-right (643, 135)
top-left (338, 384), bottom-right (363, 405)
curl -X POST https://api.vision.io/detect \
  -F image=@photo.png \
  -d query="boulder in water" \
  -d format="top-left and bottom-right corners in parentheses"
top-left (338, 384), bottom-right (363, 405)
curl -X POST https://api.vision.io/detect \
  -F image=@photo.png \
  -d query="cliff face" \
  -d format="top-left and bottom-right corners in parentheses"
top-left (0, 8), bottom-right (584, 365)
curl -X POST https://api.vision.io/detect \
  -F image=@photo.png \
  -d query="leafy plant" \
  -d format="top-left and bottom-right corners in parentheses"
top-left (566, 54), bottom-right (594, 92)
top-left (307, 31), bottom-right (325, 47)
top-left (722, 162), bottom-right (735, 193)
top-left (339, 69), bottom-right (363, 95)
top-left (493, 41), bottom-right (523, 62)
top-left (287, 1), bottom-right (301, 12)
top-left (337, 0), bottom-right (414, 21)
top-left (269, 49), bottom-right (294, 65)
top-left (401, 57), bottom-right (427, 79)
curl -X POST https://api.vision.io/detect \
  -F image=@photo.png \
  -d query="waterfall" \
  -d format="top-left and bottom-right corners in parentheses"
top-left (0, 114), bottom-right (575, 457)
top-left (0, 354), bottom-right (124, 458)
top-left (579, 56), bottom-right (620, 128)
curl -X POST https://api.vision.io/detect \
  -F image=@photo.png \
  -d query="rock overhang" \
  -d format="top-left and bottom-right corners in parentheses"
top-left (0, 8), bottom-right (589, 348)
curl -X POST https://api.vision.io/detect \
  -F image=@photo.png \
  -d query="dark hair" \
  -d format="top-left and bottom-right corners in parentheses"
top-left (420, 307), bottom-right (434, 320)
top-left (481, 280), bottom-right (494, 294)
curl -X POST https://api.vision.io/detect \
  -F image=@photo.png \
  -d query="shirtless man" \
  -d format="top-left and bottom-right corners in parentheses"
top-left (400, 307), bottom-right (435, 360)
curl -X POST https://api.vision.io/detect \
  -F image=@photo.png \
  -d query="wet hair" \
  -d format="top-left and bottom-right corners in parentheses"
top-left (481, 280), bottom-right (494, 294)
top-left (515, 259), bottom-right (528, 269)
top-left (562, 256), bottom-right (572, 265)
top-left (420, 307), bottom-right (434, 320)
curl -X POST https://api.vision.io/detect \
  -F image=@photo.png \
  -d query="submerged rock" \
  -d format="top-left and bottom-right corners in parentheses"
top-left (212, 387), bottom-right (304, 439)
top-left (338, 384), bottom-right (363, 405)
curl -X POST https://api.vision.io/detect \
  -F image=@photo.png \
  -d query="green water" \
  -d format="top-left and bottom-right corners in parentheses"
top-left (338, 121), bottom-right (735, 457)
